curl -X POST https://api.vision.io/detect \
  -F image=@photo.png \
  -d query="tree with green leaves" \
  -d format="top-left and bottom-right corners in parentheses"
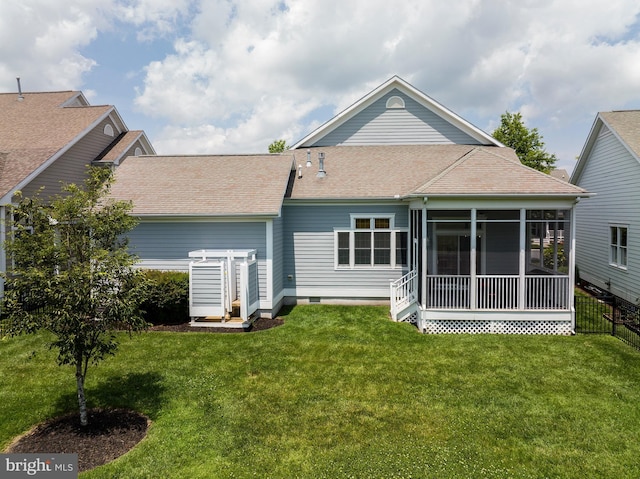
top-left (268, 139), bottom-right (289, 153)
top-left (492, 111), bottom-right (557, 173)
top-left (2, 167), bottom-right (149, 426)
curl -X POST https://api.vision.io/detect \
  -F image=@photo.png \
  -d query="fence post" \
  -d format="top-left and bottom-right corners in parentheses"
top-left (612, 296), bottom-right (617, 337)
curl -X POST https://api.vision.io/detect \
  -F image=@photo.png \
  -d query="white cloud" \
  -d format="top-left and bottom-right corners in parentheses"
top-left (134, 0), bottom-right (640, 159)
top-left (1, 0), bottom-right (640, 170)
top-left (0, 0), bottom-right (103, 91)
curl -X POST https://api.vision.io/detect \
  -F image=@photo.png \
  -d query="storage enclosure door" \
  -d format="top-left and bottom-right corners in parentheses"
top-left (240, 258), bottom-right (259, 321)
top-left (189, 261), bottom-right (226, 317)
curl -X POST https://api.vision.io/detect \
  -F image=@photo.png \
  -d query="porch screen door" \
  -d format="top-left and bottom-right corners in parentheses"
top-left (436, 234), bottom-right (481, 275)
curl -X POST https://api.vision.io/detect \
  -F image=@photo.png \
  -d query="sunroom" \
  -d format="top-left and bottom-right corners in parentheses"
top-left (391, 201), bottom-right (576, 335)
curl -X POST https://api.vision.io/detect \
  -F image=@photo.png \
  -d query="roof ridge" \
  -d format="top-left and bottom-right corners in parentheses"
top-left (411, 146), bottom-right (478, 192)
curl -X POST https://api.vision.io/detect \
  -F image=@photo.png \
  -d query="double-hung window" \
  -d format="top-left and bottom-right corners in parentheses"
top-left (335, 215), bottom-right (407, 269)
top-left (610, 225), bottom-right (628, 269)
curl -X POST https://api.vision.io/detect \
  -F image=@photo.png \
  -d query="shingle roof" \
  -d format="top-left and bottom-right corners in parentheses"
top-left (289, 145), bottom-right (586, 199)
top-left (109, 155), bottom-right (295, 216)
top-left (95, 130), bottom-right (148, 164)
top-left (599, 110), bottom-right (640, 158)
top-left (0, 91), bottom-right (112, 198)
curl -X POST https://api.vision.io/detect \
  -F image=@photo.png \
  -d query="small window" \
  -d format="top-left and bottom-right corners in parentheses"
top-left (610, 225), bottom-right (628, 269)
top-left (335, 214), bottom-right (407, 269)
top-left (134, 147), bottom-right (142, 156)
top-left (386, 96), bottom-right (405, 109)
top-left (103, 124), bottom-right (114, 137)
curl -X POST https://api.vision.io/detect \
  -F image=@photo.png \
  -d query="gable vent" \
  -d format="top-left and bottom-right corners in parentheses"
top-left (386, 95), bottom-right (405, 109)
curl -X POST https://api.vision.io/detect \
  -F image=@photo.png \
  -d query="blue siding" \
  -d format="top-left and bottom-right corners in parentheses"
top-left (574, 126), bottom-right (640, 302)
top-left (272, 215), bottom-right (284, 301)
top-left (128, 221), bottom-right (269, 300)
top-left (282, 204), bottom-right (408, 297)
top-left (312, 90), bottom-right (481, 147)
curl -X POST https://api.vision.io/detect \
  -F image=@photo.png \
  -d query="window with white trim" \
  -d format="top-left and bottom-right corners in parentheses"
top-left (610, 225), bottom-right (628, 269)
top-left (335, 215), bottom-right (407, 269)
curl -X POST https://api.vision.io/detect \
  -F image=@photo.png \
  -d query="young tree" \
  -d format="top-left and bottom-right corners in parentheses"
top-left (268, 139), bottom-right (289, 153)
top-left (492, 111), bottom-right (557, 173)
top-left (2, 167), bottom-right (148, 426)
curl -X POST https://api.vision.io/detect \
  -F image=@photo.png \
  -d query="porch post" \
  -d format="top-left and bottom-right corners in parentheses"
top-left (470, 209), bottom-right (477, 310)
top-left (519, 208), bottom-right (526, 310)
top-left (421, 201), bottom-right (427, 309)
top-left (569, 202), bottom-right (578, 328)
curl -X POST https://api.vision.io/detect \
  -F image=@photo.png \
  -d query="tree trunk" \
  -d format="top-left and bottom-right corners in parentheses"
top-left (76, 365), bottom-right (88, 426)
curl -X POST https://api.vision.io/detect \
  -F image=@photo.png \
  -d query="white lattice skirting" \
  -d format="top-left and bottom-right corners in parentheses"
top-left (421, 320), bottom-right (573, 335)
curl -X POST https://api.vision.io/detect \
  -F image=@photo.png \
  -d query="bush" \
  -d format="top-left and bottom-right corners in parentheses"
top-left (141, 270), bottom-right (189, 325)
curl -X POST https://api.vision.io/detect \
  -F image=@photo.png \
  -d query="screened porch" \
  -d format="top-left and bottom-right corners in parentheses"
top-left (391, 207), bottom-right (575, 334)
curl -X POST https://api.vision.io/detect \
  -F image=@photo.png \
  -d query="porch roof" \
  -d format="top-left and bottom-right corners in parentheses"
top-left (288, 145), bottom-right (588, 200)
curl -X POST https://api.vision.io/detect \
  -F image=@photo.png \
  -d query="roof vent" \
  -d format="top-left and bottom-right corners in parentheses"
top-left (317, 152), bottom-right (326, 178)
top-left (16, 77), bottom-right (24, 101)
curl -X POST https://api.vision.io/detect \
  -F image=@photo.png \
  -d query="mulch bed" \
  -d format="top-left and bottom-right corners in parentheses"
top-left (4, 317), bottom-right (284, 472)
top-left (148, 316), bottom-right (284, 333)
top-left (5, 408), bottom-right (149, 472)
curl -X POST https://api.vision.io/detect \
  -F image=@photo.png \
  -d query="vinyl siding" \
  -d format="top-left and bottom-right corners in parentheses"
top-left (272, 215), bottom-right (284, 301)
top-left (128, 221), bottom-right (269, 301)
top-left (574, 126), bottom-right (640, 302)
top-left (20, 118), bottom-right (118, 199)
top-left (282, 204), bottom-right (408, 298)
top-left (312, 90), bottom-right (482, 147)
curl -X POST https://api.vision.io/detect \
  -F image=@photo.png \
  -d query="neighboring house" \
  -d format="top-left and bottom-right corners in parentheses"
top-left (571, 110), bottom-right (640, 303)
top-left (0, 88), bottom-right (155, 291)
top-left (110, 76), bottom-right (589, 333)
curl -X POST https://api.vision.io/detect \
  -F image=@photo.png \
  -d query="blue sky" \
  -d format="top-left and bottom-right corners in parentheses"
top-left (2, 0), bottom-right (640, 174)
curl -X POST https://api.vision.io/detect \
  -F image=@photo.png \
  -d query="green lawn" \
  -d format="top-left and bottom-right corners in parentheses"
top-left (3, 305), bottom-right (640, 478)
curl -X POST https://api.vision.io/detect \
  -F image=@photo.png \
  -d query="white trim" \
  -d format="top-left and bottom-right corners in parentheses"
top-left (422, 309), bottom-right (573, 322)
top-left (608, 223), bottom-right (629, 270)
top-left (291, 76), bottom-right (503, 149)
top-left (386, 95), bottom-right (405, 109)
top-left (266, 219), bottom-right (273, 304)
top-left (283, 287), bottom-right (392, 298)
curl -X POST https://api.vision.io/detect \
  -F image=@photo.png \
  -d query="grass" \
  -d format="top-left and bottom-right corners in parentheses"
top-left (3, 305), bottom-right (640, 478)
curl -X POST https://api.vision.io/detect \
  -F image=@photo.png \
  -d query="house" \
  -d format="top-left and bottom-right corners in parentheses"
top-left (109, 76), bottom-right (589, 333)
top-left (0, 87), bottom-right (155, 292)
top-left (571, 110), bottom-right (640, 303)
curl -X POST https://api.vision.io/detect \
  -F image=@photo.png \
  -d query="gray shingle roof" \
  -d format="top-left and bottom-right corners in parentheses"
top-left (0, 91), bottom-right (112, 198)
top-left (109, 154), bottom-right (295, 216)
top-left (599, 110), bottom-right (640, 158)
top-left (290, 145), bottom-right (587, 199)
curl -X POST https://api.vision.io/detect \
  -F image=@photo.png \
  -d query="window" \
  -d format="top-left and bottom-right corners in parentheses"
top-left (103, 124), bottom-right (114, 137)
top-left (610, 225), bottom-right (628, 269)
top-left (335, 215), bottom-right (407, 269)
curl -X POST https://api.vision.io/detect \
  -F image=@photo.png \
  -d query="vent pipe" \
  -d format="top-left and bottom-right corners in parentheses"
top-left (16, 77), bottom-right (24, 101)
top-left (317, 152), bottom-right (326, 178)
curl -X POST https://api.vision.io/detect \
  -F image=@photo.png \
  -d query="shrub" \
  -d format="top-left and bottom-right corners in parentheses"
top-left (141, 270), bottom-right (189, 325)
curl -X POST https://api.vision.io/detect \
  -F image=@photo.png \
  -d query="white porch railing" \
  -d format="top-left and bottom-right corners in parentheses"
top-left (427, 275), bottom-right (470, 309)
top-left (526, 275), bottom-right (570, 310)
top-left (425, 274), bottom-right (570, 310)
top-left (477, 275), bottom-right (519, 309)
top-left (390, 270), bottom-right (418, 320)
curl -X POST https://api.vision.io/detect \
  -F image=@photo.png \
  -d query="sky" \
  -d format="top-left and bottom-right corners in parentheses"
top-left (1, 1), bottom-right (640, 174)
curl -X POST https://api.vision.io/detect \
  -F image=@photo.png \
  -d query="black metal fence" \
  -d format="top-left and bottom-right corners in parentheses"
top-left (575, 289), bottom-right (640, 349)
